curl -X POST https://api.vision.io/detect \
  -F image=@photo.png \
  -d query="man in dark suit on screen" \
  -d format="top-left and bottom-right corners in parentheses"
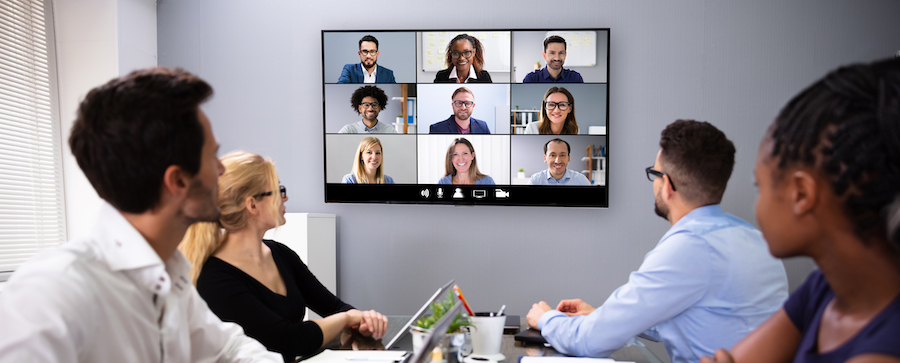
top-left (337, 35), bottom-right (396, 83)
top-left (429, 87), bottom-right (491, 134)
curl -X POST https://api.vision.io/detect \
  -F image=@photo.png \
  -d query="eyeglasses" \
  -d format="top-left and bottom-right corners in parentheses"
top-left (450, 50), bottom-right (474, 59)
top-left (255, 185), bottom-right (287, 199)
top-left (359, 102), bottom-right (381, 109)
top-left (545, 101), bottom-right (571, 111)
top-left (452, 100), bottom-right (474, 108)
top-left (359, 50), bottom-right (377, 56)
top-left (645, 167), bottom-right (676, 192)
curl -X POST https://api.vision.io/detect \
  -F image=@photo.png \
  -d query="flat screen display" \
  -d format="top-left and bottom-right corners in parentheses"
top-left (322, 29), bottom-right (609, 207)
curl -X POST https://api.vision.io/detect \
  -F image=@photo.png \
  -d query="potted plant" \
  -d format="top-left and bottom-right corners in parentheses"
top-left (517, 168), bottom-right (526, 179)
top-left (410, 291), bottom-right (470, 362)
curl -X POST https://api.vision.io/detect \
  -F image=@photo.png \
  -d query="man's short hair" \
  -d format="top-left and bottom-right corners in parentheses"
top-left (350, 85), bottom-right (388, 113)
top-left (659, 119), bottom-right (735, 205)
top-left (359, 35), bottom-right (379, 50)
top-left (543, 138), bottom-right (570, 154)
top-left (451, 87), bottom-right (473, 99)
top-left (543, 35), bottom-right (567, 52)
top-left (69, 67), bottom-right (213, 214)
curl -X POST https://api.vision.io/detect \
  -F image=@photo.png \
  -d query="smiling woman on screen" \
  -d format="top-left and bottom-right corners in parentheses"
top-left (343, 136), bottom-right (394, 184)
top-left (433, 33), bottom-right (492, 84)
top-left (524, 87), bottom-right (579, 135)
top-left (437, 137), bottom-right (495, 185)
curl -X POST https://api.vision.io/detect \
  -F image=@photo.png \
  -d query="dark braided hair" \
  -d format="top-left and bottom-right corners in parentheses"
top-left (769, 58), bottom-right (900, 250)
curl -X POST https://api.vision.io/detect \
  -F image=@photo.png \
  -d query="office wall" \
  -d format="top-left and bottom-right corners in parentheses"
top-left (157, 0), bottom-right (900, 318)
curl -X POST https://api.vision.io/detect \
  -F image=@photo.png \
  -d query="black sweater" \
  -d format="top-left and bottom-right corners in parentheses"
top-left (197, 240), bottom-right (353, 362)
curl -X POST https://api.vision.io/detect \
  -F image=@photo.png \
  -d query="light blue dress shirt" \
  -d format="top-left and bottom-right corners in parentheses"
top-left (437, 175), bottom-right (495, 185)
top-left (538, 205), bottom-right (788, 363)
top-left (337, 119), bottom-right (398, 134)
top-left (341, 173), bottom-right (394, 184)
top-left (528, 169), bottom-right (591, 185)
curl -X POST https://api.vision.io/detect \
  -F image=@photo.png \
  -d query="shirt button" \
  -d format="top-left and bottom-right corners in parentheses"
top-left (156, 285), bottom-right (161, 290)
top-left (160, 276), bottom-right (165, 281)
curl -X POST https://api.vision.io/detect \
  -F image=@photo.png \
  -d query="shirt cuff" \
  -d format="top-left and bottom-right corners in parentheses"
top-left (537, 309), bottom-right (567, 331)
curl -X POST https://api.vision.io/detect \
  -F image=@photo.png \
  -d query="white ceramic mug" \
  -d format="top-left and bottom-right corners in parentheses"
top-left (467, 313), bottom-right (504, 357)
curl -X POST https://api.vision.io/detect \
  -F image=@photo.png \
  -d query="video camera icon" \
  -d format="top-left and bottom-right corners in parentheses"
top-left (495, 189), bottom-right (509, 199)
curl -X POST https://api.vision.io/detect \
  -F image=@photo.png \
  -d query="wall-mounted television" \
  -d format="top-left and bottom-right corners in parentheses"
top-left (322, 29), bottom-right (609, 207)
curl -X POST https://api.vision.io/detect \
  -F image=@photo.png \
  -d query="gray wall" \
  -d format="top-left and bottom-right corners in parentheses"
top-left (323, 31), bottom-right (416, 84)
top-left (512, 135), bottom-right (607, 182)
top-left (511, 83), bottom-right (607, 133)
top-left (157, 0), bottom-right (900, 319)
top-left (513, 30), bottom-right (608, 83)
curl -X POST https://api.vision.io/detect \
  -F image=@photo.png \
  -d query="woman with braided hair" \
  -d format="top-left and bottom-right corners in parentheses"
top-left (702, 58), bottom-right (900, 362)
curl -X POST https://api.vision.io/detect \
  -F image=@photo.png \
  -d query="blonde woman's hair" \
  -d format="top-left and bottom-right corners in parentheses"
top-left (539, 87), bottom-right (579, 135)
top-left (179, 151), bottom-right (281, 283)
top-left (351, 137), bottom-right (386, 184)
top-left (443, 137), bottom-right (487, 181)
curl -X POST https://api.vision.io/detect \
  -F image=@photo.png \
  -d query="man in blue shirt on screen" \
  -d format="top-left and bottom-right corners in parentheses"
top-left (529, 138), bottom-right (591, 185)
top-left (522, 36), bottom-right (584, 83)
top-left (526, 120), bottom-right (788, 363)
top-left (337, 35), bottom-right (396, 83)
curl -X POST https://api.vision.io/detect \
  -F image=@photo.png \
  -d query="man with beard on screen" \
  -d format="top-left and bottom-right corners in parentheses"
top-left (525, 120), bottom-right (789, 363)
top-left (337, 35), bottom-right (396, 83)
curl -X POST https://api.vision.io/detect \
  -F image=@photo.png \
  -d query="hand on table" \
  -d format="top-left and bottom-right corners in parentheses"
top-left (346, 309), bottom-right (388, 339)
top-left (700, 349), bottom-right (736, 363)
top-left (526, 301), bottom-right (552, 329)
top-left (556, 298), bottom-right (595, 316)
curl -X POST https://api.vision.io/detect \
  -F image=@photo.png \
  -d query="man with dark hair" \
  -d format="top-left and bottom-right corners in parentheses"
top-left (522, 35), bottom-right (584, 83)
top-left (526, 120), bottom-right (788, 363)
top-left (338, 85), bottom-right (397, 133)
top-left (0, 67), bottom-right (281, 362)
top-left (529, 138), bottom-right (591, 185)
top-left (429, 87), bottom-right (491, 134)
top-left (337, 35), bottom-right (396, 83)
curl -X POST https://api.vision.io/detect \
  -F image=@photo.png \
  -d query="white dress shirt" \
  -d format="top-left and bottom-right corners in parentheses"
top-left (448, 64), bottom-right (478, 83)
top-left (360, 63), bottom-right (377, 83)
top-left (0, 202), bottom-right (281, 363)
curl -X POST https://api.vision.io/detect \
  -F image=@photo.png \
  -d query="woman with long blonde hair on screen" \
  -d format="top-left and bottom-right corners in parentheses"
top-left (342, 136), bottom-right (394, 184)
top-left (180, 151), bottom-right (387, 362)
top-left (437, 137), bottom-right (495, 185)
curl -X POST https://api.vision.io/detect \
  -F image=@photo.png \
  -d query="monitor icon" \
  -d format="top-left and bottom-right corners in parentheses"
top-left (472, 190), bottom-right (487, 199)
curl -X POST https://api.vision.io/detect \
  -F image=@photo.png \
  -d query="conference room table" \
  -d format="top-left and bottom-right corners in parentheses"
top-left (317, 316), bottom-right (670, 363)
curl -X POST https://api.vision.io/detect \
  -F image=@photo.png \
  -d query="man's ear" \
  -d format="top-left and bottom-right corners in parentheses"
top-left (662, 175), bottom-right (676, 200)
top-left (161, 165), bottom-right (190, 199)
top-left (789, 170), bottom-right (819, 216)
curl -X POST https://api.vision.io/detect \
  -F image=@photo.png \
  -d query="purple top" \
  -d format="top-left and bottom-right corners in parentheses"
top-left (455, 122), bottom-right (470, 134)
top-left (784, 270), bottom-right (900, 362)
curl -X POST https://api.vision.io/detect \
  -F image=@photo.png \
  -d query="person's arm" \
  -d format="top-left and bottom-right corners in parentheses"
top-left (699, 309), bottom-right (799, 363)
top-left (537, 234), bottom-right (712, 357)
top-left (338, 64), bottom-right (352, 83)
top-left (523, 71), bottom-right (535, 83)
top-left (342, 174), bottom-right (355, 184)
top-left (386, 68), bottom-right (396, 83)
top-left (481, 70), bottom-right (493, 83)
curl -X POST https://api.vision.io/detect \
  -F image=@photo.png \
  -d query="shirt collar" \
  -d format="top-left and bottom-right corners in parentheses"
top-left (358, 118), bottom-right (381, 132)
top-left (546, 169), bottom-right (573, 182)
top-left (448, 64), bottom-right (478, 83)
top-left (661, 204), bottom-right (724, 239)
top-left (360, 63), bottom-right (377, 82)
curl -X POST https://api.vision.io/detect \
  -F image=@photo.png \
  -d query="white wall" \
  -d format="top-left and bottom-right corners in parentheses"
top-left (54, 0), bottom-right (157, 240)
top-left (157, 0), bottom-right (899, 319)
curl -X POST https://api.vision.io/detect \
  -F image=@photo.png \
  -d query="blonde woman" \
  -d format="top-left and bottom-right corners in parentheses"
top-left (524, 87), bottom-right (579, 135)
top-left (342, 137), bottom-right (394, 184)
top-left (180, 151), bottom-right (387, 362)
top-left (437, 137), bottom-right (495, 185)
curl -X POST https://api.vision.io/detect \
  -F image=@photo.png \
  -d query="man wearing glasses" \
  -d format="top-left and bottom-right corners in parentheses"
top-left (337, 35), bottom-right (396, 83)
top-left (429, 87), bottom-right (491, 134)
top-left (522, 36), bottom-right (584, 83)
top-left (526, 120), bottom-right (788, 363)
top-left (529, 138), bottom-right (591, 185)
top-left (338, 85), bottom-right (397, 134)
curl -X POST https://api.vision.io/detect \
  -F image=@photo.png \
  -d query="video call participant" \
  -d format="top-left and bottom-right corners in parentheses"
top-left (526, 120), bottom-right (789, 363)
top-left (429, 87), bottom-right (491, 134)
top-left (342, 137), bottom-right (394, 184)
top-left (337, 35), bottom-right (396, 83)
top-left (529, 138), bottom-right (591, 185)
top-left (438, 137), bottom-right (495, 185)
top-left (434, 33), bottom-right (493, 83)
top-left (0, 68), bottom-right (282, 362)
top-left (702, 59), bottom-right (900, 363)
top-left (181, 151), bottom-right (388, 362)
top-left (525, 87), bottom-right (579, 134)
top-left (338, 85), bottom-right (397, 134)
top-left (523, 35), bottom-right (584, 83)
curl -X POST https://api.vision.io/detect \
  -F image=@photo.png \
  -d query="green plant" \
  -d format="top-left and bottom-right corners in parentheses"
top-left (413, 291), bottom-right (470, 333)
top-left (518, 168), bottom-right (524, 172)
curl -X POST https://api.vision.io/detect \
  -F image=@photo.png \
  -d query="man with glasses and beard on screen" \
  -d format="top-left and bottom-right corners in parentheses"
top-left (338, 35), bottom-right (396, 83)
top-left (338, 85), bottom-right (397, 134)
top-left (525, 120), bottom-right (789, 363)
top-left (429, 87), bottom-right (491, 134)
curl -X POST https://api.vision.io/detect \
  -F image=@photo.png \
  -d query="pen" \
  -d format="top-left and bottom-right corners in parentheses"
top-left (453, 284), bottom-right (475, 316)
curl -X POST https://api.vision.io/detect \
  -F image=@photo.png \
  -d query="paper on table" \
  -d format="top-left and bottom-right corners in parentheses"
top-left (304, 349), bottom-right (409, 362)
top-left (519, 357), bottom-right (634, 363)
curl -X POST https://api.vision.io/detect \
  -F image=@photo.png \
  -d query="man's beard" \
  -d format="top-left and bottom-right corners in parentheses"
top-left (654, 189), bottom-right (669, 221)
top-left (184, 178), bottom-right (221, 224)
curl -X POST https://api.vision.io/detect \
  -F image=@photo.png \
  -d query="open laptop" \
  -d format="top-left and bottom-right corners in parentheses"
top-left (383, 279), bottom-right (456, 350)
top-left (403, 302), bottom-right (463, 363)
